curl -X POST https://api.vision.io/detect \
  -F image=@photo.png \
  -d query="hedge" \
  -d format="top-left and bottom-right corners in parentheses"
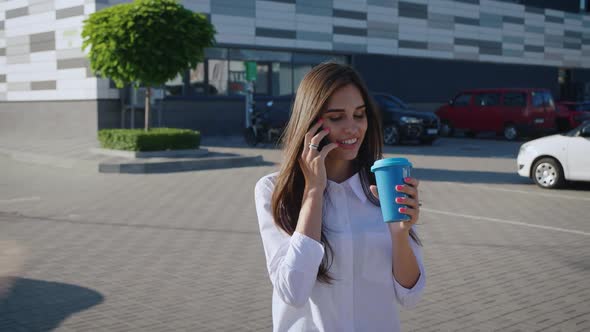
top-left (98, 128), bottom-right (201, 151)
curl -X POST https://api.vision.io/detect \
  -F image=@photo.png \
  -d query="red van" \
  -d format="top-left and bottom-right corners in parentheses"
top-left (436, 89), bottom-right (557, 140)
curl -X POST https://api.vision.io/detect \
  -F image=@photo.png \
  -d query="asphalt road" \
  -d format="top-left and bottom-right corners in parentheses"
top-left (0, 137), bottom-right (588, 331)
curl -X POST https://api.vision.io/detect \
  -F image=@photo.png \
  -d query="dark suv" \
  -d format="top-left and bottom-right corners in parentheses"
top-left (372, 93), bottom-right (440, 145)
top-left (555, 101), bottom-right (590, 131)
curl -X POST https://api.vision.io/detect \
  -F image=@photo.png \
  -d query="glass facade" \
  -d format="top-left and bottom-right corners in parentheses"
top-left (208, 59), bottom-right (229, 95)
top-left (164, 47), bottom-right (348, 98)
top-left (188, 63), bottom-right (207, 95)
top-left (497, 0), bottom-right (588, 13)
top-left (164, 73), bottom-right (184, 97)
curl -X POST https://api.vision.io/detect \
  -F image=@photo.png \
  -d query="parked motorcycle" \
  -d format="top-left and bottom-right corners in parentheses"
top-left (243, 100), bottom-right (290, 146)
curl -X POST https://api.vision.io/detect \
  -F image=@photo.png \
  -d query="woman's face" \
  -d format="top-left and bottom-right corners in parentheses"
top-left (320, 84), bottom-right (368, 161)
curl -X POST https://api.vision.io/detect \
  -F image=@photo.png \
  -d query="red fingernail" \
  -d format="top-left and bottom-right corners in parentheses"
top-left (324, 127), bottom-right (330, 132)
top-left (399, 207), bottom-right (407, 213)
top-left (318, 118), bottom-right (323, 124)
top-left (396, 185), bottom-right (404, 191)
top-left (404, 177), bottom-right (411, 182)
top-left (395, 197), bottom-right (404, 203)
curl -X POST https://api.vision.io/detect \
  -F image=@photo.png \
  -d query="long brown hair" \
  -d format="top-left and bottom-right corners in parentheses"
top-left (271, 62), bottom-right (421, 283)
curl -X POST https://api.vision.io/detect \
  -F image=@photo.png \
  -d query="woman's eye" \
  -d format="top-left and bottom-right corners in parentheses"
top-left (327, 113), bottom-right (365, 121)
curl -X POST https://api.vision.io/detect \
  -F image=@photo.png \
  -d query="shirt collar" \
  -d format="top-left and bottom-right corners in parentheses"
top-left (330, 172), bottom-right (368, 203)
top-left (349, 172), bottom-right (368, 203)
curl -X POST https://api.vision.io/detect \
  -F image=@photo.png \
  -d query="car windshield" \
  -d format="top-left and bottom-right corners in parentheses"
top-left (563, 128), bottom-right (578, 136)
top-left (374, 95), bottom-right (410, 110)
top-left (389, 96), bottom-right (410, 109)
top-left (563, 120), bottom-right (590, 137)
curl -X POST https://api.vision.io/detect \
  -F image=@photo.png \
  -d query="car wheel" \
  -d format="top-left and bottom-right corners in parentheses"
top-left (243, 127), bottom-right (258, 147)
top-left (532, 158), bottom-right (565, 189)
top-left (383, 125), bottom-right (400, 145)
top-left (503, 124), bottom-right (518, 141)
top-left (440, 121), bottom-right (454, 137)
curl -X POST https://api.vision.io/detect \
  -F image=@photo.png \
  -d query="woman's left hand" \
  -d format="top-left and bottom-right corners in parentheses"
top-left (370, 177), bottom-right (420, 233)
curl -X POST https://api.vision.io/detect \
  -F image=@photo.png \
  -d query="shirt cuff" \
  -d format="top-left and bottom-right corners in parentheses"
top-left (393, 269), bottom-right (426, 296)
top-left (284, 232), bottom-right (325, 272)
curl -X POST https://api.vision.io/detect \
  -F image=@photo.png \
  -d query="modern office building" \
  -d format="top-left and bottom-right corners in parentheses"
top-left (1, 0), bottom-right (589, 138)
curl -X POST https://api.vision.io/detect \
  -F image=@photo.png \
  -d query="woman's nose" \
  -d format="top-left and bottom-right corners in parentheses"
top-left (344, 123), bottom-right (360, 135)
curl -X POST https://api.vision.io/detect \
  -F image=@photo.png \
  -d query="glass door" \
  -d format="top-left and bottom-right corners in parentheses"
top-left (255, 62), bottom-right (271, 96)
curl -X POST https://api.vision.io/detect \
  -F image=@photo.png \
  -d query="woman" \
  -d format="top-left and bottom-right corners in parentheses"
top-left (254, 62), bottom-right (425, 331)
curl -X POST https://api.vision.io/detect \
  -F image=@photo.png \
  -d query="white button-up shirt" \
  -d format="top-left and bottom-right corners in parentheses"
top-left (255, 172), bottom-right (426, 332)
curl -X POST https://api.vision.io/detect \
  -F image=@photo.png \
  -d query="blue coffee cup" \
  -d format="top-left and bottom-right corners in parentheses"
top-left (370, 157), bottom-right (412, 223)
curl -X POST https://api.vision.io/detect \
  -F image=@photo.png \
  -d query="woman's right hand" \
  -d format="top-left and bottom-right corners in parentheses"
top-left (300, 119), bottom-right (340, 192)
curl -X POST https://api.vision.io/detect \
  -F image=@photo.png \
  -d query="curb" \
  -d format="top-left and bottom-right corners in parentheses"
top-left (90, 148), bottom-right (210, 159)
top-left (1, 147), bottom-right (270, 173)
top-left (98, 155), bottom-right (266, 173)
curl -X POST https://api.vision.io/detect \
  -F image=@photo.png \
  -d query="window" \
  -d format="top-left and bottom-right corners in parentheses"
top-left (384, 98), bottom-right (403, 109)
top-left (164, 73), bottom-right (184, 96)
top-left (208, 59), bottom-right (228, 95)
top-left (379, 98), bottom-right (403, 109)
top-left (226, 61), bottom-right (292, 96)
top-left (542, 92), bottom-right (555, 107)
top-left (292, 53), bottom-right (348, 92)
top-left (255, 63), bottom-right (270, 95)
top-left (532, 92), bottom-right (544, 107)
top-left (163, 47), bottom-right (347, 97)
top-left (503, 92), bottom-right (526, 106)
top-left (388, 95), bottom-right (410, 109)
top-left (228, 49), bottom-right (292, 96)
top-left (453, 94), bottom-right (472, 106)
top-left (375, 95), bottom-right (409, 110)
top-left (274, 62), bottom-right (292, 96)
top-left (475, 93), bottom-right (500, 106)
top-left (293, 64), bottom-right (313, 94)
top-left (188, 63), bottom-right (211, 95)
top-left (228, 60), bottom-right (247, 95)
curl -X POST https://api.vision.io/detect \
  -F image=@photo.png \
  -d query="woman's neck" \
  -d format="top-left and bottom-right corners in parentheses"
top-left (326, 159), bottom-right (356, 183)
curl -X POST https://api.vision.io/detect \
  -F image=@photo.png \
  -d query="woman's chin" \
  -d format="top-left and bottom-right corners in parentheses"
top-left (328, 150), bottom-right (359, 161)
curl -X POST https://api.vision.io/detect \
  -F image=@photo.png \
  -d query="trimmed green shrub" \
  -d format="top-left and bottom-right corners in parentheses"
top-left (98, 128), bottom-right (200, 151)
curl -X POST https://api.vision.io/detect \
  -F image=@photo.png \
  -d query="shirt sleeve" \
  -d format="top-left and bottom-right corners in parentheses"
top-left (254, 176), bottom-right (325, 308)
top-left (392, 229), bottom-right (426, 309)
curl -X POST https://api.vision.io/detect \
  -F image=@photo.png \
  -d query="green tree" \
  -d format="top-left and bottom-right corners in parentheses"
top-left (82, 0), bottom-right (216, 130)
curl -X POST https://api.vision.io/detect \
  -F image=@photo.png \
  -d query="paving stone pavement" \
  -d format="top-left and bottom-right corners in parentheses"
top-left (0, 137), bottom-right (589, 331)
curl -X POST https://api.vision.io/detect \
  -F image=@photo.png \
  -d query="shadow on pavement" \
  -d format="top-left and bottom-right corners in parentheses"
top-left (413, 167), bottom-right (530, 185)
top-left (384, 138), bottom-right (522, 159)
top-left (201, 136), bottom-right (282, 150)
top-left (563, 181), bottom-right (590, 191)
top-left (0, 277), bottom-right (104, 331)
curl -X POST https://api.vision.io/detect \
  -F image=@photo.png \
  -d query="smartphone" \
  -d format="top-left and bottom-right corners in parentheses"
top-left (315, 127), bottom-right (331, 151)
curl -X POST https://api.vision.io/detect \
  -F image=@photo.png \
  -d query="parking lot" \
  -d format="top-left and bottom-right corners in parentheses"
top-left (0, 137), bottom-right (589, 331)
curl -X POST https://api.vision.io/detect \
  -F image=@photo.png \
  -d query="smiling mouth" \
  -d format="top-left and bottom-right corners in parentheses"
top-left (339, 138), bottom-right (358, 145)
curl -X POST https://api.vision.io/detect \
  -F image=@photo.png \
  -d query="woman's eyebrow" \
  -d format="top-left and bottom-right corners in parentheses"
top-left (324, 104), bottom-right (366, 113)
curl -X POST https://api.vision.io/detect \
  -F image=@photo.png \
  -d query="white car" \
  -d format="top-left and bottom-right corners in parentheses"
top-left (517, 120), bottom-right (590, 189)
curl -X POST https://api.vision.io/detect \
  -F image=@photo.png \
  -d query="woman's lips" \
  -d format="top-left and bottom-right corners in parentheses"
top-left (338, 139), bottom-right (358, 150)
